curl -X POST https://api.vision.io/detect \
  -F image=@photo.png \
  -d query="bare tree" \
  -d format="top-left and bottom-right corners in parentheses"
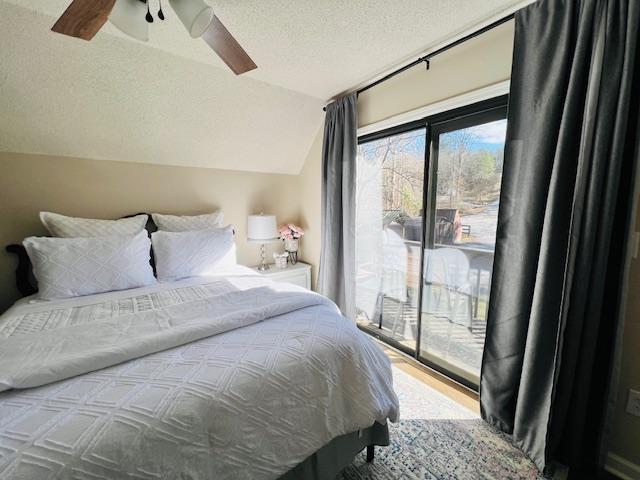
top-left (357, 131), bottom-right (424, 217)
top-left (438, 129), bottom-right (474, 207)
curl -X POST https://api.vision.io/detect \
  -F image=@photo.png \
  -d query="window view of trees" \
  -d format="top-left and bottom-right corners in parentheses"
top-left (436, 120), bottom-right (506, 249)
top-left (357, 120), bottom-right (507, 250)
top-left (355, 116), bottom-right (508, 384)
top-left (355, 129), bottom-right (425, 345)
top-left (438, 130), bottom-right (503, 207)
top-left (358, 130), bottom-right (425, 218)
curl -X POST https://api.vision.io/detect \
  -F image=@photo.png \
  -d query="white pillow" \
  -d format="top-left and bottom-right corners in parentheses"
top-left (23, 231), bottom-right (156, 300)
top-left (40, 212), bottom-right (148, 238)
top-left (152, 212), bottom-right (224, 232)
top-left (152, 226), bottom-right (236, 281)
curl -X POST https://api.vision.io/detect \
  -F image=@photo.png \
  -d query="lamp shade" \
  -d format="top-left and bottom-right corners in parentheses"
top-left (247, 214), bottom-right (277, 242)
top-left (109, 0), bottom-right (149, 42)
top-left (169, 0), bottom-right (214, 38)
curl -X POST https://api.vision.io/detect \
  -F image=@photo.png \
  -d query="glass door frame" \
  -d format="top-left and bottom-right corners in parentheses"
top-left (356, 94), bottom-right (509, 391)
top-left (419, 96), bottom-right (508, 390)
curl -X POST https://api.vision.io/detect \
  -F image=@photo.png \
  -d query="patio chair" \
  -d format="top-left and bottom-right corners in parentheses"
top-left (422, 247), bottom-right (474, 330)
top-left (381, 228), bottom-right (413, 339)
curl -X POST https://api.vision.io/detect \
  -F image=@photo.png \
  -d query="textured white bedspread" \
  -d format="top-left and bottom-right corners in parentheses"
top-left (0, 270), bottom-right (399, 479)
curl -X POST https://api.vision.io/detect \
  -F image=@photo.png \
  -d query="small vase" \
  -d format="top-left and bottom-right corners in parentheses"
top-left (284, 238), bottom-right (299, 252)
top-left (284, 238), bottom-right (299, 265)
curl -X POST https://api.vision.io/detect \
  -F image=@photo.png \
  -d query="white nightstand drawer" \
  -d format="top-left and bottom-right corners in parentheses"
top-left (250, 262), bottom-right (312, 290)
top-left (280, 271), bottom-right (309, 288)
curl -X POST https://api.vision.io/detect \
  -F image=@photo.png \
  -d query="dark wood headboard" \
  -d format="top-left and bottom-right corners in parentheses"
top-left (5, 213), bottom-right (158, 298)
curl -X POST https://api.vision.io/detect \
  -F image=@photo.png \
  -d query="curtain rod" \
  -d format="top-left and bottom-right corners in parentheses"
top-left (323, 12), bottom-right (515, 111)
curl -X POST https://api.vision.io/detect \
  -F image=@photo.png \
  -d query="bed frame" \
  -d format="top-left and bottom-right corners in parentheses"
top-left (5, 244), bottom-right (36, 297)
top-left (278, 423), bottom-right (386, 480)
top-left (4, 213), bottom-right (387, 478)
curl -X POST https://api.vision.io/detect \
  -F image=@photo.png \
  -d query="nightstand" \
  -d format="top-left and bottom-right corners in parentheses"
top-left (251, 262), bottom-right (311, 289)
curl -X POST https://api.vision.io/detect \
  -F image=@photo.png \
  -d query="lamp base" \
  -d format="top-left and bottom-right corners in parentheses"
top-left (258, 243), bottom-right (269, 271)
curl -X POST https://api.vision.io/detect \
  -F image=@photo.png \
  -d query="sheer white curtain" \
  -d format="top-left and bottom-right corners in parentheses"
top-left (355, 147), bottom-right (383, 320)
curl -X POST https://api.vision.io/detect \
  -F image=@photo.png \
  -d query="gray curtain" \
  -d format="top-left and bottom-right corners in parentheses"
top-left (480, 0), bottom-right (640, 477)
top-left (318, 93), bottom-right (357, 319)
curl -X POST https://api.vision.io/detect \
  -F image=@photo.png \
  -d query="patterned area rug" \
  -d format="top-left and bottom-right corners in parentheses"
top-left (342, 365), bottom-right (545, 480)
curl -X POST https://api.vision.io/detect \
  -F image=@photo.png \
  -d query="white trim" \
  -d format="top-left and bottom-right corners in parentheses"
top-left (605, 453), bottom-right (640, 480)
top-left (357, 80), bottom-right (510, 137)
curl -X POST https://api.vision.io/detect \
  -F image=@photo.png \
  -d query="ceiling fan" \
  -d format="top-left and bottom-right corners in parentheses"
top-left (50, 0), bottom-right (257, 75)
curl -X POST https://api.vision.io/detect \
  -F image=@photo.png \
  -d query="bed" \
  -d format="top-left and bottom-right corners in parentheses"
top-left (0, 220), bottom-right (400, 479)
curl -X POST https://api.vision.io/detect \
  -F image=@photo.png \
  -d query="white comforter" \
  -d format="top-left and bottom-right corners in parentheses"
top-left (0, 267), bottom-right (399, 480)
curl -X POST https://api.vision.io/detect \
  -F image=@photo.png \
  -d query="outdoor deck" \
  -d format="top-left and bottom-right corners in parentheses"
top-left (357, 300), bottom-right (486, 382)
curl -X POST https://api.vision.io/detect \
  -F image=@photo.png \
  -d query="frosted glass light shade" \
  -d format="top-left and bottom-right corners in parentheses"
top-left (168, 0), bottom-right (214, 38)
top-left (109, 0), bottom-right (149, 42)
top-left (247, 214), bottom-right (277, 242)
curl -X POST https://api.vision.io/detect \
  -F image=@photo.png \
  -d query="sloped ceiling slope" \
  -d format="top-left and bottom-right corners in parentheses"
top-left (0, 0), bottom-right (521, 174)
top-left (0, 2), bottom-right (323, 174)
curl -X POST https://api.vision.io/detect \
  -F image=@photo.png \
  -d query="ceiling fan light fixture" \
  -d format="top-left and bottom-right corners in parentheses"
top-left (109, 0), bottom-right (149, 41)
top-left (168, 0), bottom-right (214, 38)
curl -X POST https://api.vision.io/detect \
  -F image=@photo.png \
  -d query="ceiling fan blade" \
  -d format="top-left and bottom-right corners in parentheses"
top-left (201, 14), bottom-right (257, 75)
top-left (51, 0), bottom-right (116, 41)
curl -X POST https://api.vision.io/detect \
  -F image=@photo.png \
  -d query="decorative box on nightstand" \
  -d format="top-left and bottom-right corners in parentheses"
top-left (251, 262), bottom-right (311, 290)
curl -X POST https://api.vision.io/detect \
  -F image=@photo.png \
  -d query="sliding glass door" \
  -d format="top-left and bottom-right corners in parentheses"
top-left (355, 126), bottom-right (426, 355)
top-left (356, 96), bottom-right (508, 389)
top-left (419, 103), bottom-right (507, 387)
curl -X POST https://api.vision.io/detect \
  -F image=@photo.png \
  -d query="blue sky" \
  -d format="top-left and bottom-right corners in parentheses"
top-left (463, 119), bottom-right (507, 151)
top-left (359, 119), bottom-right (507, 157)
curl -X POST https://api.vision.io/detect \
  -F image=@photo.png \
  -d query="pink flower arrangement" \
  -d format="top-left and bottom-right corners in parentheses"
top-left (278, 224), bottom-right (305, 240)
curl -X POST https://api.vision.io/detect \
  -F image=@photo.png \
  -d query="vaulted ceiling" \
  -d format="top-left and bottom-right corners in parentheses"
top-left (0, 0), bottom-right (522, 174)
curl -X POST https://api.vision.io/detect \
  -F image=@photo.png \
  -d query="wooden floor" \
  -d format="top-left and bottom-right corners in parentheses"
top-left (381, 343), bottom-right (480, 414)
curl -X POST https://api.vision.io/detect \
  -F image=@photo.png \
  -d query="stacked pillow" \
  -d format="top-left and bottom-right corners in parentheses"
top-left (23, 211), bottom-right (235, 300)
top-left (40, 212), bottom-right (148, 238)
top-left (151, 211), bottom-right (236, 281)
top-left (152, 226), bottom-right (236, 281)
top-left (24, 231), bottom-right (156, 300)
top-left (25, 213), bottom-right (156, 300)
top-left (151, 212), bottom-right (224, 232)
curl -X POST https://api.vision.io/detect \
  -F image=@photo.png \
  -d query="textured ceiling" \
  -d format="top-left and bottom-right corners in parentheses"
top-left (0, 0), bottom-right (522, 173)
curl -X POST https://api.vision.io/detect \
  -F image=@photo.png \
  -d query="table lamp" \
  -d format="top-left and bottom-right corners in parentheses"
top-left (247, 213), bottom-right (278, 271)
